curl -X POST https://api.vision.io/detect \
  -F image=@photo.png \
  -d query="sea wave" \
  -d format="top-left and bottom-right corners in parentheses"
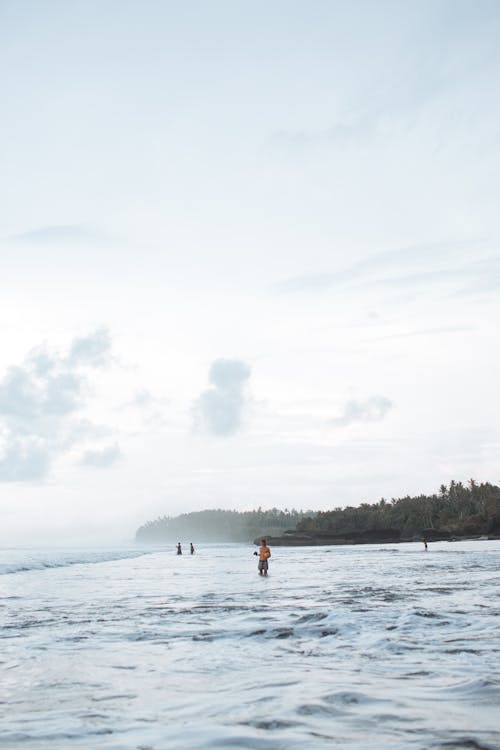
top-left (0, 548), bottom-right (151, 576)
top-left (1, 541), bottom-right (500, 749)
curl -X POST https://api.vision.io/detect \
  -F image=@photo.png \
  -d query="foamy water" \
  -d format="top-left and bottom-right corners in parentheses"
top-left (1, 541), bottom-right (499, 749)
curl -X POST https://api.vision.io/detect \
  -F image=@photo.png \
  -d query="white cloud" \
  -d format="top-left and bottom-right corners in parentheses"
top-left (276, 243), bottom-right (500, 298)
top-left (67, 328), bottom-right (112, 368)
top-left (80, 443), bottom-right (122, 468)
top-left (0, 363), bottom-right (81, 420)
top-left (193, 358), bottom-right (252, 437)
top-left (331, 396), bottom-right (394, 427)
top-left (130, 389), bottom-right (155, 408)
top-left (0, 330), bottom-right (113, 481)
top-left (0, 437), bottom-right (50, 482)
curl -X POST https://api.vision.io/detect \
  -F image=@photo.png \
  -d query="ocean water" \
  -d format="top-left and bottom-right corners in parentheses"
top-left (1, 541), bottom-right (499, 750)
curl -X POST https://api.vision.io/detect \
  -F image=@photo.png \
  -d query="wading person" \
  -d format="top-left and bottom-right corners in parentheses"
top-left (254, 538), bottom-right (271, 576)
top-left (190, 542), bottom-right (195, 555)
top-left (177, 542), bottom-right (182, 555)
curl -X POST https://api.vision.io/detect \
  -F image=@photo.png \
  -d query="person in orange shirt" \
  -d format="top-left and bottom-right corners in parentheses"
top-left (254, 538), bottom-right (271, 576)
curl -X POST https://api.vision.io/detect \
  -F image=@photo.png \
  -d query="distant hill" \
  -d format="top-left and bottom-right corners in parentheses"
top-left (135, 481), bottom-right (500, 545)
top-left (135, 507), bottom-right (313, 544)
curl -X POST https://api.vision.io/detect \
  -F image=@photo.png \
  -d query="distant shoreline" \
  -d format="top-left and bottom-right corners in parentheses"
top-left (255, 530), bottom-right (500, 546)
top-left (136, 481), bottom-right (500, 546)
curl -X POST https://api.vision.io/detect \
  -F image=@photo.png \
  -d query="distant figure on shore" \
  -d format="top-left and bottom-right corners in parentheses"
top-left (177, 542), bottom-right (182, 555)
top-left (253, 538), bottom-right (271, 576)
top-left (190, 542), bottom-right (195, 555)
top-left (423, 537), bottom-right (428, 551)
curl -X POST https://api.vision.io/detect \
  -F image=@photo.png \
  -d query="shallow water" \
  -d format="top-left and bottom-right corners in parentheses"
top-left (1, 541), bottom-right (499, 749)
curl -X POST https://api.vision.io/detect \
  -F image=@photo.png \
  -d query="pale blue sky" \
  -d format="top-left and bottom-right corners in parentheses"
top-left (1, 1), bottom-right (499, 542)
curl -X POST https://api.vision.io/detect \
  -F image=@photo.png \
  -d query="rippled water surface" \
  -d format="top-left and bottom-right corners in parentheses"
top-left (1, 541), bottom-right (499, 749)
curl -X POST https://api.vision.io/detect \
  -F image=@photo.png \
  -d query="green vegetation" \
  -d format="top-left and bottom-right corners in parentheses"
top-left (135, 481), bottom-right (500, 544)
top-left (135, 507), bottom-right (313, 544)
top-left (296, 480), bottom-right (500, 539)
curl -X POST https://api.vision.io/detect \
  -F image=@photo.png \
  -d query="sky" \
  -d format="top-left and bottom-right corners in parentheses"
top-left (1, 0), bottom-right (499, 544)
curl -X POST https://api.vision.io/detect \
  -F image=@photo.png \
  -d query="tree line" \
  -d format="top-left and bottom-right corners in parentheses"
top-left (295, 480), bottom-right (500, 538)
top-left (135, 480), bottom-right (500, 544)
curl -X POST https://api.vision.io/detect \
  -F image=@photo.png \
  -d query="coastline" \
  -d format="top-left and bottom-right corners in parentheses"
top-left (255, 529), bottom-right (500, 546)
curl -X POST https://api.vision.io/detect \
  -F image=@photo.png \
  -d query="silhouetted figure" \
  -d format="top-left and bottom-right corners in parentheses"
top-left (190, 542), bottom-right (195, 555)
top-left (423, 538), bottom-right (428, 551)
top-left (177, 542), bottom-right (182, 555)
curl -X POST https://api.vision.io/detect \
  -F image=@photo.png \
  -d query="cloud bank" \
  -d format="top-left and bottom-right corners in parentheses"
top-left (0, 329), bottom-right (114, 481)
top-left (193, 358), bottom-right (251, 437)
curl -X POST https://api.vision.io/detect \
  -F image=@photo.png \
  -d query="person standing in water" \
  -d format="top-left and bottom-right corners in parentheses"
top-left (177, 542), bottom-right (182, 555)
top-left (254, 538), bottom-right (271, 576)
top-left (423, 537), bottom-right (428, 551)
top-left (190, 542), bottom-right (195, 555)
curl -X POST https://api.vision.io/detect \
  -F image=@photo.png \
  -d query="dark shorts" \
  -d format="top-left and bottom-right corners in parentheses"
top-left (258, 560), bottom-right (268, 571)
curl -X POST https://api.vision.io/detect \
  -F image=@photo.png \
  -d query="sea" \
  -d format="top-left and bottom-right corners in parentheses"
top-left (1, 540), bottom-right (499, 750)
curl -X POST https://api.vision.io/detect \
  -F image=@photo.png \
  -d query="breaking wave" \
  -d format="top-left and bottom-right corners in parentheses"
top-left (0, 547), bottom-right (151, 575)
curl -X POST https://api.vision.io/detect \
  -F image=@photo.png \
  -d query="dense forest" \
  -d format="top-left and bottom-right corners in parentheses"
top-left (135, 481), bottom-right (500, 544)
top-left (135, 507), bottom-right (313, 544)
top-left (295, 480), bottom-right (500, 540)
